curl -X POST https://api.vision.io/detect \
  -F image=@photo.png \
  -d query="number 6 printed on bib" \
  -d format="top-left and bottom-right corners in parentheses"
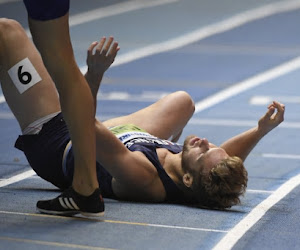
top-left (8, 58), bottom-right (42, 94)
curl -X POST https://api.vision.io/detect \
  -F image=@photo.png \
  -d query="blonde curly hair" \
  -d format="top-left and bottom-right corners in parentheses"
top-left (191, 156), bottom-right (248, 209)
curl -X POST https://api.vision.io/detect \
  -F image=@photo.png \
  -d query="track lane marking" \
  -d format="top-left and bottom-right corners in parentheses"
top-left (250, 95), bottom-right (300, 105)
top-left (0, 210), bottom-right (228, 233)
top-left (262, 153), bottom-right (300, 160)
top-left (247, 189), bottom-right (273, 194)
top-left (0, 95), bottom-right (4, 103)
top-left (0, 169), bottom-right (35, 188)
top-left (69, 0), bottom-right (178, 27)
top-left (194, 56), bottom-right (300, 113)
top-left (212, 172), bottom-right (300, 250)
top-left (189, 118), bottom-right (300, 128)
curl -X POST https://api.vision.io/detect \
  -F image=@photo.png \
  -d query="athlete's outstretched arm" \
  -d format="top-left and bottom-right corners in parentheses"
top-left (84, 37), bottom-right (119, 110)
top-left (220, 101), bottom-right (285, 161)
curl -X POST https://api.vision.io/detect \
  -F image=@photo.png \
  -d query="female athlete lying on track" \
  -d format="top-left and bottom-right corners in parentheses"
top-left (0, 18), bottom-right (285, 216)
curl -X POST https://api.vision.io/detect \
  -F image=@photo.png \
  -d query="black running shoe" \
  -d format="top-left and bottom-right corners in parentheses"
top-left (36, 187), bottom-right (104, 217)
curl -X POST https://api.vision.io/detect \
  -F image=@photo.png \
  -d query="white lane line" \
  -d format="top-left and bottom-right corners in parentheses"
top-left (262, 153), bottom-right (300, 160)
top-left (184, 44), bottom-right (300, 57)
top-left (212, 172), bottom-right (300, 250)
top-left (0, 112), bottom-right (14, 119)
top-left (250, 95), bottom-right (300, 105)
top-left (189, 118), bottom-right (300, 128)
top-left (0, 95), bottom-right (5, 104)
top-left (96, 91), bottom-right (170, 102)
top-left (247, 189), bottom-right (273, 194)
top-left (69, 0), bottom-right (178, 26)
top-left (0, 210), bottom-right (228, 233)
top-left (194, 56), bottom-right (300, 114)
top-left (147, 223), bottom-right (228, 233)
top-left (0, 169), bottom-right (35, 188)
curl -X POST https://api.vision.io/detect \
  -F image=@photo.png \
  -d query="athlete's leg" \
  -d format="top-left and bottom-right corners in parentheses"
top-left (23, 2), bottom-right (98, 196)
top-left (103, 91), bottom-right (195, 142)
top-left (0, 18), bottom-right (60, 130)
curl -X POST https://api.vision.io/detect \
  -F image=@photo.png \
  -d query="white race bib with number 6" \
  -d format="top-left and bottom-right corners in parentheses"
top-left (8, 57), bottom-right (42, 94)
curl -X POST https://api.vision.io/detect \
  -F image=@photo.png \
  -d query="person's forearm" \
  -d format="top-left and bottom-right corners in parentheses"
top-left (84, 37), bottom-right (119, 112)
top-left (221, 101), bottom-right (284, 162)
top-left (220, 126), bottom-right (266, 161)
top-left (84, 70), bottom-right (104, 111)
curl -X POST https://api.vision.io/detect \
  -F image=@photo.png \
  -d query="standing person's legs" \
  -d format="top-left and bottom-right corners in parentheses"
top-left (23, 0), bottom-right (98, 194)
top-left (22, 0), bottom-right (103, 216)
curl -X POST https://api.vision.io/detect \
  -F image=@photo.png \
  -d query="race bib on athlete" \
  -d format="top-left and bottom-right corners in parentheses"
top-left (109, 124), bottom-right (178, 148)
top-left (8, 57), bottom-right (42, 94)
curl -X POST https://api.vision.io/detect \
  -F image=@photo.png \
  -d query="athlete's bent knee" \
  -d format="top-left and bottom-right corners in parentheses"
top-left (0, 18), bottom-right (21, 32)
top-left (174, 91), bottom-right (195, 114)
top-left (23, 0), bottom-right (70, 21)
top-left (0, 18), bottom-right (24, 44)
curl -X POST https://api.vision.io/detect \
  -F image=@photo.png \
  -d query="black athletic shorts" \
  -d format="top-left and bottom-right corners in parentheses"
top-left (15, 112), bottom-right (116, 198)
top-left (15, 112), bottom-right (71, 189)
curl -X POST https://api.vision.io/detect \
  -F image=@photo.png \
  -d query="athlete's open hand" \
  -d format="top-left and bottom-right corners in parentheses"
top-left (85, 37), bottom-right (120, 101)
top-left (258, 101), bottom-right (285, 135)
top-left (86, 36), bottom-right (120, 79)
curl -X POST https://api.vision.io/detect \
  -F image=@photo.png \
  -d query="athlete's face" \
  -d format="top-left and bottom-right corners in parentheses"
top-left (182, 135), bottom-right (229, 175)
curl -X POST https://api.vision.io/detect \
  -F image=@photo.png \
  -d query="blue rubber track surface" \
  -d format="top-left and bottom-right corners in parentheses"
top-left (0, 0), bottom-right (300, 249)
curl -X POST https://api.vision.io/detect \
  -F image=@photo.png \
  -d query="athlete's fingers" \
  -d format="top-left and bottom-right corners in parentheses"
top-left (273, 101), bottom-right (285, 112)
top-left (87, 41), bottom-right (98, 59)
top-left (95, 37), bottom-right (107, 54)
top-left (265, 106), bottom-right (275, 119)
top-left (107, 42), bottom-right (119, 60)
top-left (273, 101), bottom-right (285, 122)
top-left (101, 36), bottom-right (114, 56)
top-left (267, 103), bottom-right (274, 109)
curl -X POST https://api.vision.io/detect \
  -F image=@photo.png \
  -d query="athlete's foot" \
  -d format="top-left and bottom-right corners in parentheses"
top-left (36, 187), bottom-right (104, 217)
